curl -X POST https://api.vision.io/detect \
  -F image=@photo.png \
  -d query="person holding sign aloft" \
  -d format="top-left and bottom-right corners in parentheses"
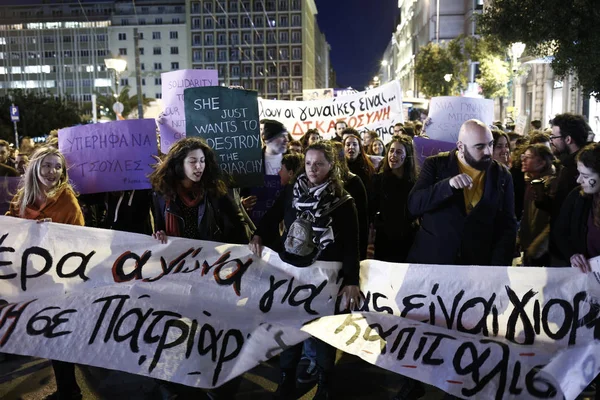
top-left (6, 146), bottom-right (84, 400)
top-left (249, 141), bottom-right (361, 400)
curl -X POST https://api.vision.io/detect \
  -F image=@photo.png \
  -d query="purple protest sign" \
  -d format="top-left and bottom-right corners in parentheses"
top-left (413, 137), bottom-right (456, 167)
top-left (58, 120), bottom-right (157, 194)
top-left (159, 69), bottom-right (218, 153)
top-left (0, 176), bottom-right (20, 215)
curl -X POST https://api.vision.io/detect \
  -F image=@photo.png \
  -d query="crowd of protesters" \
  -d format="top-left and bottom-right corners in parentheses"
top-left (2, 111), bottom-right (599, 400)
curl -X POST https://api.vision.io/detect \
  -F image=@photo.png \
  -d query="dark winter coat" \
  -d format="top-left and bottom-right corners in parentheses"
top-left (407, 150), bottom-right (517, 266)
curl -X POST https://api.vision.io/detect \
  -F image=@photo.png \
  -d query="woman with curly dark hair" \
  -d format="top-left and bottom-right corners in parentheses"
top-left (149, 137), bottom-right (249, 244)
top-left (300, 128), bottom-right (322, 150)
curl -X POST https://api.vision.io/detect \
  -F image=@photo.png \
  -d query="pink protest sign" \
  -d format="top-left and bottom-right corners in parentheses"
top-left (58, 120), bottom-right (158, 194)
top-left (158, 69), bottom-right (218, 153)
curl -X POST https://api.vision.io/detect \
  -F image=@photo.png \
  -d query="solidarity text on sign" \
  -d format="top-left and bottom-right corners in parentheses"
top-left (58, 119), bottom-right (157, 194)
top-left (159, 69), bottom-right (218, 153)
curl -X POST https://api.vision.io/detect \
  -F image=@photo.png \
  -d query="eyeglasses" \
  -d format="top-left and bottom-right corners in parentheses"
top-left (549, 135), bottom-right (564, 140)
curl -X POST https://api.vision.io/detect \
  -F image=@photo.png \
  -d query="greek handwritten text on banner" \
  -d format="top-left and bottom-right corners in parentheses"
top-left (259, 81), bottom-right (403, 142)
top-left (1, 217), bottom-right (599, 399)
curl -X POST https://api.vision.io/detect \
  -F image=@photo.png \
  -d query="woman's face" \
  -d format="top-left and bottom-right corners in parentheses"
top-left (372, 140), bottom-right (384, 156)
top-left (577, 161), bottom-right (600, 195)
top-left (183, 148), bottom-right (205, 184)
top-left (305, 149), bottom-right (332, 186)
top-left (388, 142), bottom-right (407, 170)
top-left (493, 136), bottom-right (510, 165)
top-left (279, 164), bottom-right (293, 186)
top-left (38, 154), bottom-right (63, 190)
top-left (308, 133), bottom-right (321, 145)
top-left (521, 150), bottom-right (546, 174)
top-left (344, 137), bottom-right (361, 161)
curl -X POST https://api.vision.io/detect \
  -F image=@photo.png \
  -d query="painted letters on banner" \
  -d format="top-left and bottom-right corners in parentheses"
top-left (426, 97), bottom-right (494, 143)
top-left (184, 87), bottom-right (263, 188)
top-left (159, 70), bottom-right (219, 153)
top-left (1, 217), bottom-right (599, 399)
top-left (259, 81), bottom-right (403, 142)
top-left (58, 120), bottom-right (157, 194)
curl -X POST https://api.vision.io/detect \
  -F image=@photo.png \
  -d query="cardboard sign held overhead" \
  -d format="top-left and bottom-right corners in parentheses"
top-left (184, 86), bottom-right (263, 188)
top-left (426, 96), bottom-right (494, 143)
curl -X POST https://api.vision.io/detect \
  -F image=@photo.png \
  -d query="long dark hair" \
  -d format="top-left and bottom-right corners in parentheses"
top-left (343, 133), bottom-right (375, 178)
top-left (149, 137), bottom-right (227, 199)
top-left (577, 143), bottom-right (600, 227)
top-left (381, 135), bottom-right (418, 183)
top-left (304, 141), bottom-right (344, 197)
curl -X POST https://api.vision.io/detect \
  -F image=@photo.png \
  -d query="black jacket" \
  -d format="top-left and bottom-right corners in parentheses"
top-left (372, 172), bottom-right (416, 262)
top-left (104, 189), bottom-right (153, 235)
top-left (153, 192), bottom-right (250, 244)
top-left (345, 173), bottom-right (368, 260)
top-left (255, 184), bottom-right (360, 286)
top-left (553, 187), bottom-right (592, 264)
top-left (407, 151), bottom-right (517, 266)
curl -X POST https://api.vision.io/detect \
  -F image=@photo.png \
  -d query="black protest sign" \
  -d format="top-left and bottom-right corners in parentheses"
top-left (184, 87), bottom-right (262, 188)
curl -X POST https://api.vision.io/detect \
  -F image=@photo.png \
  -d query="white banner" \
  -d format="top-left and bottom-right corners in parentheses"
top-left (259, 81), bottom-right (403, 142)
top-left (426, 96), bottom-right (494, 143)
top-left (1, 217), bottom-right (600, 399)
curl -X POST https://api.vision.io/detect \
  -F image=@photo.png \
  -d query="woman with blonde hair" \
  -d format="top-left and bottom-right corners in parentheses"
top-left (6, 146), bottom-right (84, 400)
top-left (8, 146), bottom-right (83, 225)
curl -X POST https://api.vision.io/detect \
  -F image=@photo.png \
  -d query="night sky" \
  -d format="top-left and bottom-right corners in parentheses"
top-left (3, 0), bottom-right (400, 90)
top-left (315, 0), bottom-right (399, 90)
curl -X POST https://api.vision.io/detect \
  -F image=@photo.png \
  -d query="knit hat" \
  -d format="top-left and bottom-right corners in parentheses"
top-left (262, 120), bottom-right (287, 142)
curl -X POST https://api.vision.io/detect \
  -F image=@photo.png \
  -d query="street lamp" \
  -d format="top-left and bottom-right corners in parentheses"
top-left (444, 74), bottom-right (453, 82)
top-left (104, 58), bottom-right (127, 117)
top-left (508, 42), bottom-right (526, 117)
top-left (382, 59), bottom-right (391, 82)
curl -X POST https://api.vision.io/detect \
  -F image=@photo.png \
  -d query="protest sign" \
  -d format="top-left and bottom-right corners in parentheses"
top-left (413, 137), bottom-right (456, 167)
top-left (426, 97), bottom-right (494, 143)
top-left (515, 115), bottom-right (530, 135)
top-left (0, 216), bottom-right (339, 388)
top-left (246, 175), bottom-right (282, 225)
top-left (303, 88), bottom-right (334, 100)
top-left (0, 176), bottom-right (19, 215)
top-left (184, 86), bottom-right (262, 188)
top-left (259, 81), bottom-right (403, 142)
top-left (159, 69), bottom-right (218, 153)
top-left (1, 216), bottom-right (599, 399)
top-left (58, 120), bottom-right (157, 194)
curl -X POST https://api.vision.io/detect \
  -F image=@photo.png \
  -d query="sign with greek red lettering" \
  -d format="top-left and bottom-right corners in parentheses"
top-left (259, 81), bottom-right (403, 142)
top-left (0, 216), bottom-right (599, 399)
top-left (413, 137), bottom-right (457, 167)
top-left (159, 69), bottom-right (218, 153)
top-left (58, 120), bottom-right (157, 194)
top-left (425, 97), bottom-right (494, 143)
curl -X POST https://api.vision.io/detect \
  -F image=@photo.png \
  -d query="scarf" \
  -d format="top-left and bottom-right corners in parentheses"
top-left (165, 184), bottom-right (205, 236)
top-left (291, 174), bottom-right (341, 249)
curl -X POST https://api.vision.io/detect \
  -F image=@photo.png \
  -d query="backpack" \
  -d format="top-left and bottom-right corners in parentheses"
top-left (283, 194), bottom-right (352, 261)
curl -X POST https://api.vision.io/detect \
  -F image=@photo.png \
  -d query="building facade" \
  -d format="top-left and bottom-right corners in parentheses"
top-left (384, 0), bottom-right (483, 98)
top-left (187, 0), bottom-right (330, 100)
top-left (0, 1), bottom-right (114, 105)
top-left (109, 0), bottom-right (189, 101)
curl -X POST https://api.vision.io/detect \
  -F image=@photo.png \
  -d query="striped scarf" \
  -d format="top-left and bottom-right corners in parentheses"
top-left (291, 174), bottom-right (339, 249)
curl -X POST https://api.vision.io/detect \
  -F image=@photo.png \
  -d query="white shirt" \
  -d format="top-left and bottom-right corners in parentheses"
top-left (265, 152), bottom-right (283, 176)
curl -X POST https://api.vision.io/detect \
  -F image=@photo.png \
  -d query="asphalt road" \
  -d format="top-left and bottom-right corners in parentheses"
top-left (0, 351), bottom-right (447, 400)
